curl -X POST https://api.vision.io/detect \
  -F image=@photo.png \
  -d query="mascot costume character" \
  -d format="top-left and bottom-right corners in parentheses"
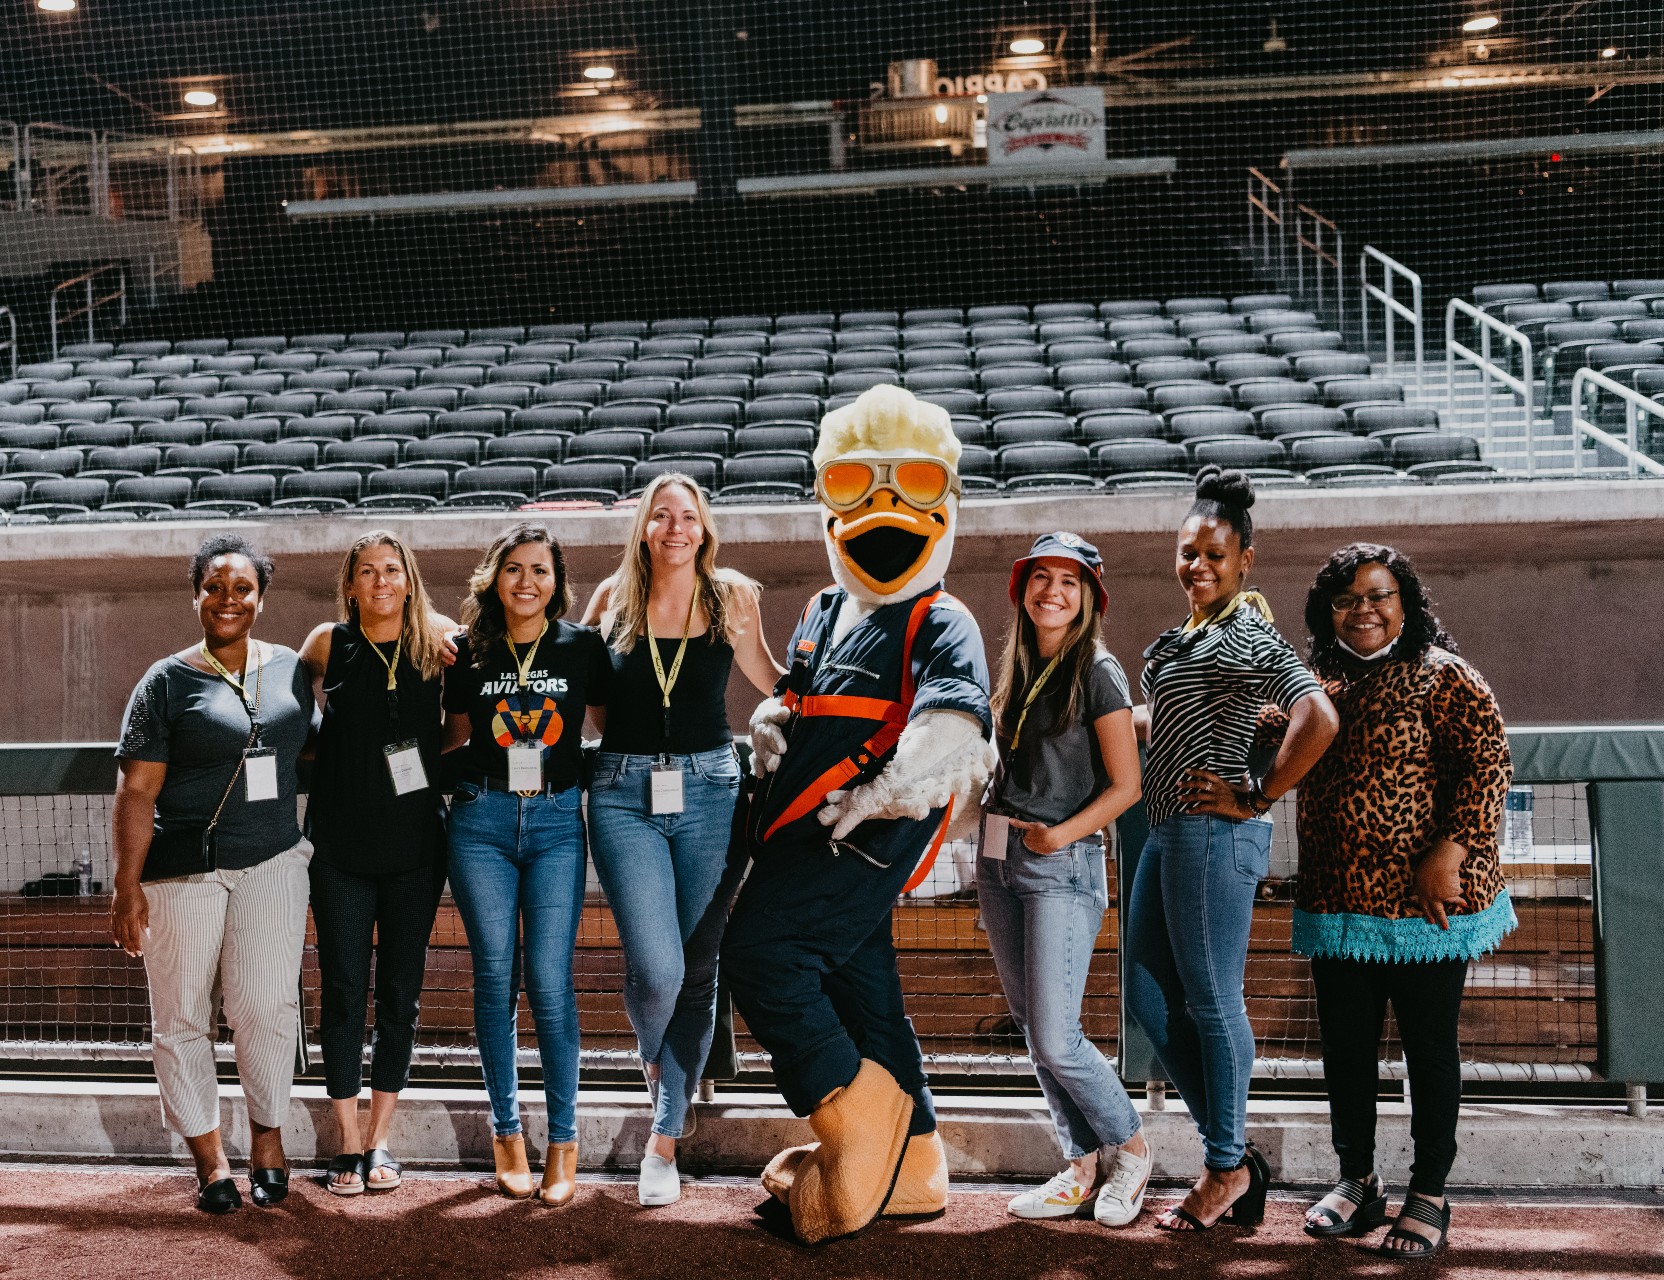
top-left (721, 383), bottom-right (997, 1245)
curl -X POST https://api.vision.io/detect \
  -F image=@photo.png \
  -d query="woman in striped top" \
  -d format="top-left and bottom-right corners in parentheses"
top-left (1124, 467), bottom-right (1339, 1232)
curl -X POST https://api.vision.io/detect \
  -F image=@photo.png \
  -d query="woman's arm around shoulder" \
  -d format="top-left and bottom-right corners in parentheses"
top-left (725, 574), bottom-right (785, 694)
top-left (299, 622), bottom-right (334, 692)
top-left (579, 576), bottom-right (615, 630)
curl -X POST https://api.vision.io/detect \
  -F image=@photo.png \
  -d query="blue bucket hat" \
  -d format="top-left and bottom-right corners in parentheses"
top-left (1008, 531), bottom-right (1108, 608)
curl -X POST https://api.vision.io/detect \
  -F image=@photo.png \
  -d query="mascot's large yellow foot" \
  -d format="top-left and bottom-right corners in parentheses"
top-left (787, 1059), bottom-right (912, 1244)
top-left (766, 1132), bottom-right (948, 1218)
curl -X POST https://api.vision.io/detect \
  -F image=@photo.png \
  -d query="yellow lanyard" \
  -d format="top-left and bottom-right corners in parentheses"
top-left (1009, 654), bottom-right (1062, 753)
top-left (1183, 589), bottom-right (1275, 634)
top-left (646, 588), bottom-right (699, 710)
top-left (361, 625), bottom-right (401, 692)
top-left (199, 641), bottom-right (265, 721)
top-left (505, 620), bottom-right (549, 690)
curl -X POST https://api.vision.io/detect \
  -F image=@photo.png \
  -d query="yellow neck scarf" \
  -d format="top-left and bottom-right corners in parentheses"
top-left (1184, 589), bottom-right (1274, 633)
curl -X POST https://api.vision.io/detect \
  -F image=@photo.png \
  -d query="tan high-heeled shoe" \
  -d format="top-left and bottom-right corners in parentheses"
top-left (493, 1133), bottom-right (534, 1200)
top-left (538, 1140), bottom-right (579, 1207)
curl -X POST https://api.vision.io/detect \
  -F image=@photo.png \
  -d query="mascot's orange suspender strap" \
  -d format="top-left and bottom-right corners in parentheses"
top-left (763, 589), bottom-right (957, 894)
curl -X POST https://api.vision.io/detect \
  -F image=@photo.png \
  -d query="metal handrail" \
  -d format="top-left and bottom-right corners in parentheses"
top-left (0, 307), bottom-right (16, 379)
top-left (1445, 297), bottom-right (1537, 476)
top-left (1246, 166), bottom-right (1287, 274)
top-left (1294, 204), bottom-right (1344, 324)
top-left (1567, 367), bottom-right (1664, 479)
top-left (49, 263), bottom-right (127, 358)
top-left (1, 121), bottom-right (20, 213)
top-left (21, 122), bottom-right (99, 216)
top-left (1360, 245), bottom-right (1424, 393)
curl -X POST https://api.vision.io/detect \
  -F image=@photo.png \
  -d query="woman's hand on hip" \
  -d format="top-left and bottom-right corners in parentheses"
top-left (1008, 819), bottom-right (1068, 855)
top-left (1177, 768), bottom-right (1257, 821)
top-left (110, 885), bottom-right (149, 958)
top-left (1412, 841), bottom-right (1469, 930)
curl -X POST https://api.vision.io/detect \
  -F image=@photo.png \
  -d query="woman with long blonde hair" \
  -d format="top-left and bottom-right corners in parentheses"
top-left (299, 531), bottom-right (455, 1196)
top-left (582, 473), bottom-right (782, 1206)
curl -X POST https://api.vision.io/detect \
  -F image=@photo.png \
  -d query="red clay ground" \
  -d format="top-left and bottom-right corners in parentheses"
top-left (1, 1169), bottom-right (1660, 1280)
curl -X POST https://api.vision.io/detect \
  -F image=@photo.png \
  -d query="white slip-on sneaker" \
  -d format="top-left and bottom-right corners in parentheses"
top-left (638, 1153), bottom-right (681, 1207)
top-left (1093, 1139), bottom-right (1153, 1227)
top-left (1007, 1168), bottom-right (1096, 1219)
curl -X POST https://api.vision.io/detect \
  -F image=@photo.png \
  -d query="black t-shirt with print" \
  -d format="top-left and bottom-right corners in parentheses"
top-left (443, 623), bottom-right (610, 789)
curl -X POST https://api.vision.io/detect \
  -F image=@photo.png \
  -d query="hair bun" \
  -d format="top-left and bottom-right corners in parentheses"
top-left (1193, 464), bottom-right (1256, 510)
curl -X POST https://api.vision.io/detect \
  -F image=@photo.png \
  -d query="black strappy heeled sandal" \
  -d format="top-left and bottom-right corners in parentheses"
top-left (1378, 1193), bottom-right (1451, 1261)
top-left (1304, 1173), bottom-right (1388, 1238)
top-left (364, 1148), bottom-right (403, 1192)
top-left (1155, 1144), bottom-right (1268, 1232)
top-left (325, 1152), bottom-right (367, 1197)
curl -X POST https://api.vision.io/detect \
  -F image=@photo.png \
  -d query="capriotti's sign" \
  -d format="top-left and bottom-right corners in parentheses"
top-left (986, 87), bottom-right (1106, 166)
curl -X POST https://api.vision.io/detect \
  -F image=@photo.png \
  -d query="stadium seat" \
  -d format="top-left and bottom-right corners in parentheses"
top-left (1578, 300), bottom-right (1648, 322)
top-left (241, 441), bottom-right (319, 475)
top-left (195, 472), bottom-right (276, 510)
top-left (654, 427), bottom-right (733, 458)
top-left (1121, 337), bottom-right (1191, 363)
top-left (1293, 352), bottom-right (1373, 380)
top-left (992, 414), bottom-right (1074, 448)
top-left (976, 342), bottom-right (1045, 367)
top-left (761, 352), bottom-right (831, 375)
top-left (321, 439), bottom-right (399, 475)
top-left (979, 365), bottom-right (1051, 391)
top-left (972, 323), bottom-right (1037, 346)
top-left (1177, 314), bottom-right (1247, 337)
top-left (1078, 409), bottom-right (1164, 443)
top-left (833, 349), bottom-right (901, 372)
top-left (1542, 280), bottom-right (1609, 302)
top-left (904, 368), bottom-right (977, 393)
top-left (1037, 321), bottom-right (1105, 343)
top-left (62, 423), bottom-right (134, 449)
top-left (836, 327), bottom-right (900, 350)
top-left (1290, 437), bottom-right (1388, 471)
top-left (1320, 378), bottom-right (1404, 407)
top-left (735, 425), bottom-right (814, 455)
top-left (9, 448), bottom-right (84, 477)
top-left (357, 412), bottom-right (432, 440)
top-left (29, 477), bottom-right (108, 509)
top-left (568, 429), bottom-right (649, 461)
top-left (745, 394), bottom-right (821, 425)
top-left (906, 346), bottom-right (974, 369)
top-left (281, 470), bottom-right (363, 506)
top-left (50, 402), bottom-right (115, 424)
top-left (1194, 438), bottom-right (1287, 470)
top-left (486, 433), bottom-right (567, 466)
top-left (755, 372), bottom-right (828, 398)
top-left (211, 419), bottom-right (283, 446)
top-left (1232, 378), bottom-right (1320, 409)
top-left (949, 416), bottom-right (989, 447)
top-left (1134, 358), bottom-right (1211, 385)
top-left (1350, 404), bottom-right (1440, 437)
top-left (112, 475), bottom-right (193, 508)
top-left (1046, 339), bottom-right (1118, 366)
top-left (1092, 439), bottom-right (1188, 479)
top-left (917, 391), bottom-right (983, 419)
top-left (1032, 303), bottom-right (1096, 322)
top-left (283, 414), bottom-right (356, 442)
top-left (997, 442), bottom-right (1094, 489)
top-left (1151, 383), bottom-right (1232, 412)
top-left (1473, 283), bottom-right (1539, 309)
top-left (1052, 361), bottom-right (1131, 390)
top-left (1165, 297), bottom-right (1229, 316)
top-left (1214, 355), bottom-right (1292, 383)
top-left (703, 335), bottom-right (768, 357)
top-left (903, 325), bottom-right (969, 346)
top-left (540, 461), bottom-right (629, 502)
top-left (407, 437), bottom-right (482, 469)
top-left (667, 398), bottom-right (744, 428)
top-left (0, 407), bottom-right (51, 430)
top-left (1099, 301), bottom-right (1163, 319)
top-left (771, 330), bottom-right (835, 353)
top-left (87, 445), bottom-right (162, 475)
top-left (1168, 408), bottom-right (1255, 442)
top-left (986, 387), bottom-right (1064, 416)
top-left (901, 308), bottom-right (962, 327)
top-left (1305, 465), bottom-right (1417, 487)
top-left (631, 457), bottom-right (720, 494)
top-left (1248, 310), bottom-right (1320, 333)
top-left (1230, 294), bottom-right (1294, 314)
top-left (1194, 333), bottom-right (1269, 359)
top-left (690, 358), bottom-right (760, 382)
top-left (369, 467), bottom-right (451, 502)
top-left (1391, 433), bottom-right (1482, 468)
top-left (452, 464), bottom-right (543, 504)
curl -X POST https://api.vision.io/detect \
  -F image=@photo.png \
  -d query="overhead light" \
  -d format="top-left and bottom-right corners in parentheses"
top-left (976, 93), bottom-right (988, 104)
top-left (1009, 37), bottom-right (1046, 55)
top-left (933, 104), bottom-right (949, 124)
top-left (38, 0), bottom-right (77, 11)
top-left (582, 65), bottom-right (616, 81)
top-left (183, 89), bottom-right (219, 107)
top-left (1462, 14), bottom-right (1500, 32)
top-left (1600, 45), bottom-right (1618, 58)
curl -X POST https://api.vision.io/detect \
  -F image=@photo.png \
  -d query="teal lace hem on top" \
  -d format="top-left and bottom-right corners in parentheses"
top-left (1292, 889), bottom-right (1518, 963)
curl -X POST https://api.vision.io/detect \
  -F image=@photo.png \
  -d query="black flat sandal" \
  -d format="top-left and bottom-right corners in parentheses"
top-left (196, 1176), bottom-right (242, 1215)
top-left (1378, 1193), bottom-right (1451, 1262)
top-left (249, 1166), bottom-right (290, 1208)
top-left (1304, 1173), bottom-right (1388, 1239)
top-left (364, 1148), bottom-right (403, 1192)
top-left (1155, 1145), bottom-right (1268, 1232)
top-left (325, 1153), bottom-right (367, 1198)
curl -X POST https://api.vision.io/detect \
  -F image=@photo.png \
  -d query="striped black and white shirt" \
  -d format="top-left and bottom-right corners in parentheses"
top-left (1141, 605), bottom-right (1324, 827)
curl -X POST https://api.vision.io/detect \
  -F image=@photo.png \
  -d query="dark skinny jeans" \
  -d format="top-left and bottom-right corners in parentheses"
top-left (1311, 954), bottom-right (1469, 1197)
top-left (310, 857), bottom-right (445, 1099)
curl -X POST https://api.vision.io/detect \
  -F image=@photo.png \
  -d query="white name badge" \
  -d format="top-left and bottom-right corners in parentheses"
top-left (650, 765), bottom-right (685, 815)
top-left (384, 740), bottom-right (429, 796)
top-left (507, 743), bottom-right (543, 794)
top-left (982, 812), bottom-right (1011, 861)
top-left (244, 749), bottom-right (278, 803)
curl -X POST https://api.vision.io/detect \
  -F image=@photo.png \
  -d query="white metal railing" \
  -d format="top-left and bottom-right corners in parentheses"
top-left (1360, 245), bottom-right (1424, 393)
top-left (1567, 367), bottom-right (1664, 479)
top-left (145, 247), bottom-right (184, 306)
top-left (1, 121), bottom-right (20, 213)
top-left (1293, 204), bottom-right (1344, 325)
top-left (21, 123), bottom-right (99, 217)
top-left (49, 264), bottom-right (127, 357)
top-left (0, 306), bottom-right (16, 378)
top-left (1445, 296), bottom-right (1538, 476)
top-left (1246, 166), bottom-right (1287, 274)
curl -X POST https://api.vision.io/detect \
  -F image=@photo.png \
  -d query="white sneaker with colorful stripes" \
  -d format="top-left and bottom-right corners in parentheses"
top-left (1093, 1140), bottom-right (1153, 1227)
top-left (1007, 1168), bottom-right (1096, 1219)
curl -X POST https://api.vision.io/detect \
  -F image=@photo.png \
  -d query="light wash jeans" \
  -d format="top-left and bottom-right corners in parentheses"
top-left (587, 746), bottom-right (742, 1139)
top-left (446, 783), bottom-right (587, 1143)
top-left (977, 826), bottom-right (1141, 1159)
top-left (1124, 813), bottom-right (1271, 1171)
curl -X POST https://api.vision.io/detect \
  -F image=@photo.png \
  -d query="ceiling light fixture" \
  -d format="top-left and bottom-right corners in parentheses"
top-left (934, 104), bottom-right (949, 124)
top-left (38, 0), bottom-right (77, 12)
top-left (183, 89), bottom-right (218, 107)
top-left (1462, 14), bottom-right (1500, 32)
top-left (1009, 37), bottom-right (1046, 55)
top-left (582, 65), bottom-right (616, 81)
top-left (1600, 45), bottom-right (1618, 58)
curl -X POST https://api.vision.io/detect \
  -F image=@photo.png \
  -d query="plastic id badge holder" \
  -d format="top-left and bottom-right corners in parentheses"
top-left (650, 765), bottom-right (685, 815)
top-left (245, 748), bottom-right (279, 803)
top-left (507, 742), bottom-right (543, 794)
top-left (384, 740), bottom-right (429, 796)
top-left (981, 812), bottom-right (1011, 860)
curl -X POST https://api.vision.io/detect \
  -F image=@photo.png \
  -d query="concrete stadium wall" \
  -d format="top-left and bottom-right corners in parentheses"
top-left (2, 480), bottom-right (1662, 742)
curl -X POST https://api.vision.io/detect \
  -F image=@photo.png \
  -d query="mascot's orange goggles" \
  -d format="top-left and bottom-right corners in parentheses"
top-left (816, 458), bottom-right (961, 513)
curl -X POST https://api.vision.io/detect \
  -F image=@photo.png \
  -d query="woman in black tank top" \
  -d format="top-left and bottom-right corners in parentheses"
top-left (581, 473), bottom-right (783, 1207)
top-left (299, 532), bottom-right (455, 1197)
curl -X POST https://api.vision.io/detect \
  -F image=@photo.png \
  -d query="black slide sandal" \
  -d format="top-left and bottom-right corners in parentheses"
top-left (325, 1153), bottom-right (367, 1197)
top-left (1379, 1194), bottom-right (1451, 1261)
top-left (196, 1176), bottom-right (242, 1214)
top-left (249, 1166), bottom-right (290, 1208)
top-left (364, 1148), bottom-right (403, 1191)
top-left (1304, 1174), bottom-right (1388, 1238)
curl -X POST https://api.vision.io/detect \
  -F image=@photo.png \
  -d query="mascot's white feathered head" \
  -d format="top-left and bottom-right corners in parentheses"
top-left (812, 384), bottom-right (962, 607)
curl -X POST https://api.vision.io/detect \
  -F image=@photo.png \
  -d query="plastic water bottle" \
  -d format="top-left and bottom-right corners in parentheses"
top-left (1504, 787), bottom-right (1534, 858)
top-left (76, 847), bottom-right (93, 896)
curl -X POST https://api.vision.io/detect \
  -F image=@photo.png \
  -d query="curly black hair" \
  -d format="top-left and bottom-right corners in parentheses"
top-left (1186, 465), bottom-right (1255, 549)
top-left (1304, 542), bottom-right (1456, 676)
top-left (188, 533), bottom-right (274, 594)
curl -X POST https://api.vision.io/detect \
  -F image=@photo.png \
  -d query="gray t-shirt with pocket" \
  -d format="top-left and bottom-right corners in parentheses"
top-left (116, 646), bottom-right (312, 869)
top-left (995, 650), bottom-right (1133, 827)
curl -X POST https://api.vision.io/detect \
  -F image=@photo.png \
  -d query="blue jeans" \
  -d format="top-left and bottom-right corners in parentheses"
top-left (978, 829), bottom-right (1141, 1160)
top-left (1124, 814), bottom-right (1271, 1171)
top-left (588, 746), bottom-right (742, 1139)
top-left (446, 783), bottom-right (587, 1143)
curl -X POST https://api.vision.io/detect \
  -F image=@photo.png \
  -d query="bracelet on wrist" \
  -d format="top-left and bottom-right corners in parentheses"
top-left (1246, 780), bottom-right (1275, 816)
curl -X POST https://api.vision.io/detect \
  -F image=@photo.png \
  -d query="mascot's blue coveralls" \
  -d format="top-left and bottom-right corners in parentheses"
top-left (723, 384), bottom-right (997, 1245)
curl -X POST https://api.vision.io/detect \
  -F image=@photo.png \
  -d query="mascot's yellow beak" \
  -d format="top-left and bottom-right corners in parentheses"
top-left (819, 452), bottom-right (956, 597)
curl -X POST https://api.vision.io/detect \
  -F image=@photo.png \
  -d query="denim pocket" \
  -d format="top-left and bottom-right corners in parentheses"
top-left (1010, 843), bottom-right (1081, 894)
top-left (589, 753), bottom-right (626, 790)
top-left (449, 781), bottom-right (482, 809)
top-left (1230, 818), bottom-right (1272, 883)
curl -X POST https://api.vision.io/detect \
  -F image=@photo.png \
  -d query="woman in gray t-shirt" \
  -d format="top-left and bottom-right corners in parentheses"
top-left (110, 533), bottom-right (313, 1216)
top-left (977, 532), bottom-right (1149, 1228)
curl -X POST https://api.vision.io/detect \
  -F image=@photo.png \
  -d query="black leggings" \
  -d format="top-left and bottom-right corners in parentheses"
top-left (310, 857), bottom-right (446, 1100)
top-left (1310, 954), bottom-right (1469, 1197)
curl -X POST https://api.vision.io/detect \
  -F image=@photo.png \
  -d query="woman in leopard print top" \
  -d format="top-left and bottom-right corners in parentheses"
top-left (1292, 543), bottom-right (1514, 1261)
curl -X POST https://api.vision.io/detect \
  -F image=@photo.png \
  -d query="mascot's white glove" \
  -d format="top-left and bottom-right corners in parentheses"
top-left (817, 709), bottom-right (998, 841)
top-left (748, 696), bottom-right (792, 777)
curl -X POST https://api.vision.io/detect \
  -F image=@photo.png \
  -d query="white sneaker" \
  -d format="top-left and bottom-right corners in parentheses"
top-left (1007, 1168), bottom-right (1096, 1219)
top-left (1093, 1139), bottom-right (1152, 1227)
top-left (638, 1153), bottom-right (681, 1207)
